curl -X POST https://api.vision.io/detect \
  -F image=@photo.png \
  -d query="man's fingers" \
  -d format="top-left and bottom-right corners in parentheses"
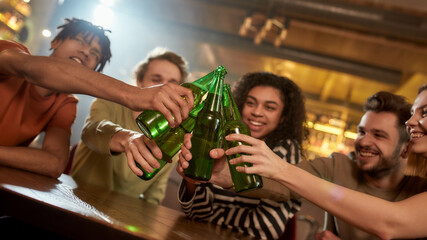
top-left (153, 101), bottom-right (176, 128)
top-left (174, 84), bottom-right (194, 111)
top-left (183, 133), bottom-right (192, 149)
top-left (126, 151), bottom-right (143, 176)
top-left (132, 142), bottom-right (160, 169)
top-left (144, 137), bottom-right (162, 159)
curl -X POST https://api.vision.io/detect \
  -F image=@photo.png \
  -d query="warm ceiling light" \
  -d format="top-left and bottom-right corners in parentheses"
top-left (274, 29), bottom-right (287, 47)
top-left (313, 123), bottom-right (343, 135)
top-left (42, 29), bottom-right (51, 38)
top-left (254, 33), bottom-right (262, 45)
top-left (93, 4), bottom-right (114, 29)
top-left (239, 16), bottom-right (253, 36)
top-left (344, 131), bottom-right (357, 139)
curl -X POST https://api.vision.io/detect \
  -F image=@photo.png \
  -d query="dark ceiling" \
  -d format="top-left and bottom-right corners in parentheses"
top-left (133, 0), bottom-right (427, 123)
top-left (28, 0), bottom-right (427, 126)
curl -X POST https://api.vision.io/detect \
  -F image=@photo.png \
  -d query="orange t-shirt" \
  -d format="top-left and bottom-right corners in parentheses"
top-left (0, 40), bottom-right (78, 146)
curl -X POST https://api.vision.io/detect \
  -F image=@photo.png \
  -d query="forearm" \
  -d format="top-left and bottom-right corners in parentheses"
top-left (237, 177), bottom-right (292, 202)
top-left (0, 146), bottom-right (65, 178)
top-left (80, 98), bottom-right (125, 155)
top-left (21, 56), bottom-right (140, 108)
top-left (1, 50), bottom-right (141, 110)
top-left (109, 129), bottom-right (136, 153)
top-left (237, 140), bottom-right (300, 201)
top-left (0, 126), bottom-right (70, 178)
top-left (82, 118), bottom-right (123, 155)
top-left (276, 164), bottom-right (427, 239)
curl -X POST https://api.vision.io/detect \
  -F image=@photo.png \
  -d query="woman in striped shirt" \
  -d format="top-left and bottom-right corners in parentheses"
top-left (176, 72), bottom-right (307, 239)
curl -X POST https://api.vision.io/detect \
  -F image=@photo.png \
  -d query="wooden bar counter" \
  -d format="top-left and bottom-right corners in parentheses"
top-left (0, 165), bottom-right (253, 240)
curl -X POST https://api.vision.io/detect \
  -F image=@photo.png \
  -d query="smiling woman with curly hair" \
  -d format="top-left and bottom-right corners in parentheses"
top-left (176, 71), bottom-right (307, 239)
top-left (233, 72), bottom-right (308, 151)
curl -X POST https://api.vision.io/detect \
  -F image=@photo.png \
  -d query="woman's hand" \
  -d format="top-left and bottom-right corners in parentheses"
top-left (208, 148), bottom-right (233, 188)
top-left (177, 133), bottom-right (233, 188)
top-left (225, 133), bottom-right (287, 180)
top-left (176, 133), bottom-right (204, 185)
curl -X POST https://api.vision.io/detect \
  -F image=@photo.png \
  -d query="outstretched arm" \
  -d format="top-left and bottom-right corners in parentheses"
top-left (227, 133), bottom-right (427, 240)
top-left (0, 48), bottom-right (193, 127)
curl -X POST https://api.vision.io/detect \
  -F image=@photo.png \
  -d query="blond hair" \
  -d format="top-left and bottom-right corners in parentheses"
top-left (133, 47), bottom-right (188, 84)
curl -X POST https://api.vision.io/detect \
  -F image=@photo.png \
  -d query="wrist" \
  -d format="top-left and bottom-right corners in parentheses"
top-left (215, 178), bottom-right (233, 190)
top-left (211, 167), bottom-right (233, 190)
top-left (275, 160), bottom-right (291, 184)
top-left (110, 129), bottom-right (131, 153)
top-left (122, 85), bottom-right (138, 110)
top-left (183, 180), bottom-right (197, 201)
top-left (222, 183), bottom-right (234, 191)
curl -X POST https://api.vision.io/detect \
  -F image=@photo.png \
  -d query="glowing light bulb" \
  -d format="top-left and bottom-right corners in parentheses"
top-left (42, 29), bottom-right (51, 38)
top-left (93, 4), bottom-right (114, 29)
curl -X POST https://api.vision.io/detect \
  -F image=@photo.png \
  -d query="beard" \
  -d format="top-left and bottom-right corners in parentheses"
top-left (356, 143), bottom-right (402, 179)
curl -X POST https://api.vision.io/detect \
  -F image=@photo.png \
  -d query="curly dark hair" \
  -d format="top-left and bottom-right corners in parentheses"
top-left (52, 18), bottom-right (112, 72)
top-left (232, 72), bottom-right (307, 149)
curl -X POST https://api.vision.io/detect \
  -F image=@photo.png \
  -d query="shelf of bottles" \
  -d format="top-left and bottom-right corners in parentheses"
top-left (305, 111), bottom-right (357, 160)
top-left (0, 0), bottom-right (31, 40)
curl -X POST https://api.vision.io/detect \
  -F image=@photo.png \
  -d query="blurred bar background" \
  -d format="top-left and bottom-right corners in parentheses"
top-left (1, 0), bottom-right (426, 159)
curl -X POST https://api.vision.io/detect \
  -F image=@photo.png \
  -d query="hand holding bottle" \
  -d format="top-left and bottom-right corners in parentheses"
top-left (136, 69), bottom-right (216, 139)
top-left (137, 82), bottom-right (194, 129)
top-left (177, 133), bottom-right (233, 188)
top-left (183, 66), bottom-right (226, 180)
top-left (110, 130), bottom-right (163, 176)
top-left (222, 84), bottom-right (262, 192)
top-left (226, 133), bottom-right (288, 180)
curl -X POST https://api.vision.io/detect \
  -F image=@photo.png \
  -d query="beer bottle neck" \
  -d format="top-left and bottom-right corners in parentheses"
top-left (223, 84), bottom-right (241, 121)
top-left (190, 70), bottom-right (216, 93)
top-left (205, 66), bottom-right (226, 112)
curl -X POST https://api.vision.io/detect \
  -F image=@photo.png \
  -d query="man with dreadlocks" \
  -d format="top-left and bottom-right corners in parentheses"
top-left (0, 18), bottom-right (193, 178)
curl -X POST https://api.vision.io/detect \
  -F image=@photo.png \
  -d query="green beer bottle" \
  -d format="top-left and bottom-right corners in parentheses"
top-left (137, 103), bottom-right (205, 180)
top-left (222, 84), bottom-right (263, 192)
top-left (184, 66), bottom-right (226, 181)
top-left (136, 69), bottom-right (216, 139)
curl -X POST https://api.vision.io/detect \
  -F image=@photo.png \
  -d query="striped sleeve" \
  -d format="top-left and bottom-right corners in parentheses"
top-left (178, 139), bottom-right (302, 239)
top-left (178, 182), bottom-right (301, 240)
top-left (272, 139), bottom-right (301, 165)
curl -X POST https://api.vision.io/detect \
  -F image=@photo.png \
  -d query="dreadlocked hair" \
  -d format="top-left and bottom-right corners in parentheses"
top-left (52, 18), bottom-right (112, 72)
